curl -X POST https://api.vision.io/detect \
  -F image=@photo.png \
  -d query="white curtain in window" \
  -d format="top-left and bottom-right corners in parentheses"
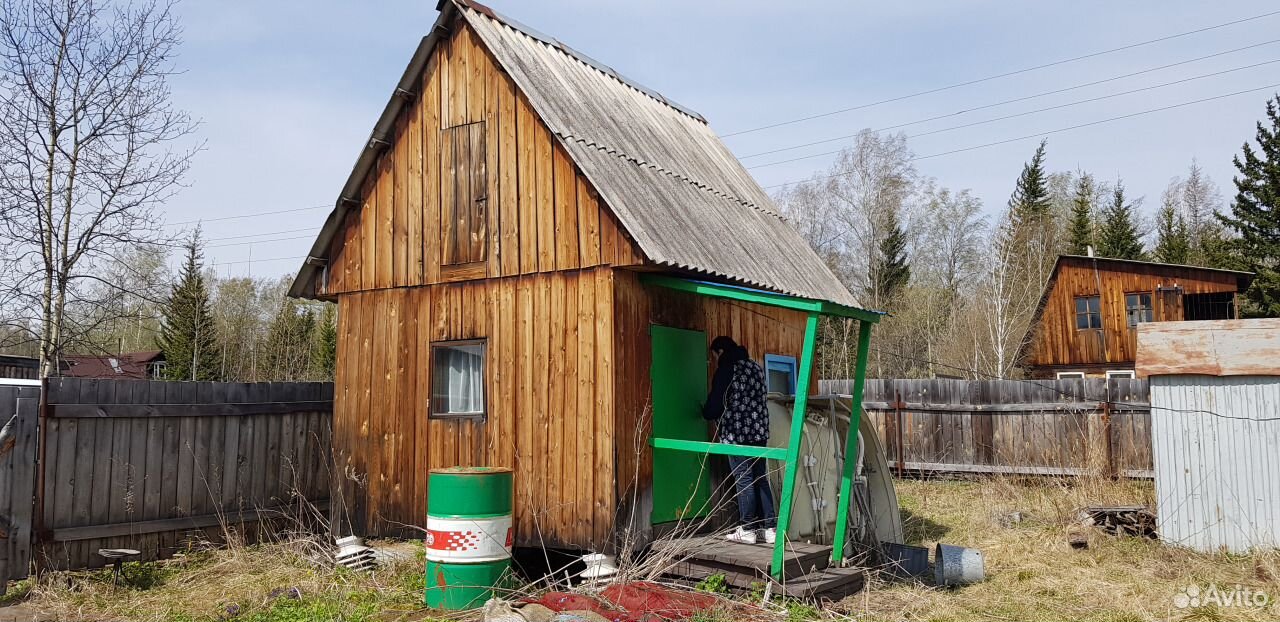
top-left (438, 345), bottom-right (483, 414)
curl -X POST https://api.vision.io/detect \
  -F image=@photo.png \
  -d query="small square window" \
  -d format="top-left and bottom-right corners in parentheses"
top-left (431, 340), bottom-right (486, 419)
top-left (1074, 295), bottom-right (1102, 330)
top-left (1125, 293), bottom-right (1153, 327)
top-left (764, 354), bottom-right (797, 395)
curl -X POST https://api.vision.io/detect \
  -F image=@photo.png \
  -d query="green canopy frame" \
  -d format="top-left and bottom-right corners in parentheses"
top-left (641, 274), bottom-right (880, 582)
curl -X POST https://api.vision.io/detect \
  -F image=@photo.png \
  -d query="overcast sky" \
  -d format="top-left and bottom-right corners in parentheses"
top-left (166, 0), bottom-right (1280, 279)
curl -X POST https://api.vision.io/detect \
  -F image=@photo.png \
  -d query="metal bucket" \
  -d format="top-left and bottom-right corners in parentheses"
top-left (425, 467), bottom-right (514, 609)
top-left (934, 543), bottom-right (984, 587)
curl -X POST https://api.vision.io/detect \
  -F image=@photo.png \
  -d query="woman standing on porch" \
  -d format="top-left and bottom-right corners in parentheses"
top-left (703, 336), bottom-right (777, 545)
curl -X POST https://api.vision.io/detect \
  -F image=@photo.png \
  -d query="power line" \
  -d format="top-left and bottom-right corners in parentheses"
top-left (761, 81), bottom-right (1280, 190)
top-left (747, 60), bottom-right (1280, 170)
top-left (211, 255), bottom-right (303, 267)
top-left (205, 227), bottom-right (317, 242)
top-left (721, 8), bottom-right (1280, 138)
top-left (206, 234), bottom-right (316, 249)
top-left (738, 40), bottom-right (1280, 160)
top-left (165, 204), bottom-right (328, 227)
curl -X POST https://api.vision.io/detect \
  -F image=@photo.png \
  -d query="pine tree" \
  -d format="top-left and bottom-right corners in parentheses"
top-left (1153, 197), bottom-right (1192, 264)
top-left (1065, 172), bottom-right (1096, 255)
top-left (157, 229), bottom-right (221, 381)
top-left (1219, 94), bottom-right (1280, 316)
top-left (868, 209), bottom-right (911, 307)
top-left (311, 304), bottom-right (337, 379)
top-left (1007, 140), bottom-right (1052, 227)
top-left (1096, 180), bottom-right (1146, 260)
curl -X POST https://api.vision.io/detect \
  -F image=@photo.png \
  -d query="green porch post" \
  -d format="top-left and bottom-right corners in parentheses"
top-left (770, 311), bottom-right (821, 581)
top-left (830, 319), bottom-right (874, 565)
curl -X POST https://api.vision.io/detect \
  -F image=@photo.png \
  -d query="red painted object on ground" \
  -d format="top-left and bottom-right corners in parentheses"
top-left (527, 581), bottom-right (723, 621)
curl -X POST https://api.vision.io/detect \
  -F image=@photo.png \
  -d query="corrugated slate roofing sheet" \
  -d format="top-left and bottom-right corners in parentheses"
top-left (460, 3), bottom-right (856, 306)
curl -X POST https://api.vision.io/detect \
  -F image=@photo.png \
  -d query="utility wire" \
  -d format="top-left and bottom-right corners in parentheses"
top-left (205, 227), bottom-right (317, 243)
top-left (165, 204), bottom-right (328, 227)
top-left (762, 81), bottom-right (1280, 190)
top-left (211, 255), bottom-right (303, 267)
top-left (721, 8), bottom-right (1280, 137)
top-left (206, 234), bottom-right (315, 249)
top-left (747, 61), bottom-right (1280, 170)
top-left (739, 40), bottom-right (1280, 160)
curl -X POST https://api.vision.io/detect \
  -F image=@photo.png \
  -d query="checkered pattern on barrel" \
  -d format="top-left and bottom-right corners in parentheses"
top-left (426, 529), bottom-right (483, 552)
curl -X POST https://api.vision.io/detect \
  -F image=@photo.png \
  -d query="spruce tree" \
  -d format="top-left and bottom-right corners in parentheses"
top-left (157, 229), bottom-right (221, 381)
top-left (1007, 140), bottom-right (1052, 227)
top-left (1096, 180), bottom-right (1146, 260)
top-left (1153, 198), bottom-right (1192, 264)
top-left (312, 304), bottom-right (338, 379)
top-left (1218, 94), bottom-right (1280, 316)
top-left (868, 208), bottom-right (911, 307)
top-left (1066, 172), bottom-right (1096, 255)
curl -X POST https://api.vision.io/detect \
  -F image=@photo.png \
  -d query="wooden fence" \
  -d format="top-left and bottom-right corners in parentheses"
top-left (0, 385), bottom-right (38, 592)
top-left (818, 378), bottom-right (1152, 478)
top-left (0, 379), bottom-right (335, 583)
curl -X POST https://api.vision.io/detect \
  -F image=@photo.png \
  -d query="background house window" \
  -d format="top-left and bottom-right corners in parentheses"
top-left (1106, 370), bottom-right (1136, 380)
top-left (441, 122), bottom-right (488, 265)
top-left (1056, 371), bottom-right (1086, 380)
top-left (1126, 293), bottom-right (1153, 326)
top-left (764, 354), bottom-right (797, 395)
top-left (431, 340), bottom-right (486, 419)
top-left (1074, 295), bottom-right (1102, 330)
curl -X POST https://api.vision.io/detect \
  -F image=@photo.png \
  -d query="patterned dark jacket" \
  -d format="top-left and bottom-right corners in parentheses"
top-left (702, 346), bottom-right (770, 446)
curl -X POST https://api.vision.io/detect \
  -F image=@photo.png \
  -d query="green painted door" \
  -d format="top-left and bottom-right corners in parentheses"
top-left (650, 325), bottom-right (713, 524)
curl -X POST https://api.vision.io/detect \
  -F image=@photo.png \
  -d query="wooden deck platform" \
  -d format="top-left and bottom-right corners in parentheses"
top-left (650, 536), bottom-right (865, 599)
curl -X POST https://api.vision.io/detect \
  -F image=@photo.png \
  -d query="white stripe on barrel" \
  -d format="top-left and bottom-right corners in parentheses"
top-left (425, 516), bottom-right (513, 563)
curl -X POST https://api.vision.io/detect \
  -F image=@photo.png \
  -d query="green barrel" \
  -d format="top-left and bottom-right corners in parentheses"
top-left (424, 467), bottom-right (514, 610)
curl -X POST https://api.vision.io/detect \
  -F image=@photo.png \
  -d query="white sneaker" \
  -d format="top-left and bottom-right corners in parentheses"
top-left (724, 526), bottom-right (758, 544)
top-left (763, 528), bottom-right (777, 544)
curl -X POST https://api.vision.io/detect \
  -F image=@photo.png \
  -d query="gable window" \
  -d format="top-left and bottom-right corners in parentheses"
top-left (1125, 292), bottom-right (1153, 326)
top-left (1074, 295), bottom-right (1102, 330)
top-left (764, 354), bottom-right (798, 395)
top-left (430, 339), bottom-right (486, 419)
top-left (442, 122), bottom-right (488, 265)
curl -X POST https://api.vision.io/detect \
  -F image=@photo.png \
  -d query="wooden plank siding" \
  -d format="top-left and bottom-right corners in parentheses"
top-left (331, 269), bottom-right (617, 549)
top-left (317, 19), bottom-right (643, 298)
top-left (611, 272), bottom-right (806, 534)
top-left (1024, 258), bottom-right (1243, 376)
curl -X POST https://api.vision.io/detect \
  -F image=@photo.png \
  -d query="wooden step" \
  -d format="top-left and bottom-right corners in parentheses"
top-left (778, 565), bottom-right (866, 600)
top-left (650, 536), bottom-right (832, 588)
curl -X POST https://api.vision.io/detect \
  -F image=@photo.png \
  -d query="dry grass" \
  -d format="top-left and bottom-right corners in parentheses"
top-left (12, 476), bottom-right (1279, 622)
top-left (839, 476), bottom-right (1280, 622)
top-left (18, 534), bottom-right (432, 622)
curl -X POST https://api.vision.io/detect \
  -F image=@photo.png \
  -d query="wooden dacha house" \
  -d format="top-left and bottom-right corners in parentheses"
top-left (290, 0), bottom-right (881, 573)
top-left (1019, 255), bottom-right (1253, 379)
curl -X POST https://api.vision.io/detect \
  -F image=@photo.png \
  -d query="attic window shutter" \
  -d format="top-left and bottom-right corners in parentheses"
top-left (442, 121), bottom-right (488, 265)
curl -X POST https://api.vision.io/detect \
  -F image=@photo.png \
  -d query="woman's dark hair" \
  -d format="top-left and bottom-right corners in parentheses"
top-left (709, 336), bottom-right (738, 353)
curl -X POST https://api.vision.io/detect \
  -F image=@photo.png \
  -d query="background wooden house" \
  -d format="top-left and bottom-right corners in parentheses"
top-left (1019, 255), bottom-right (1253, 379)
top-left (289, 0), bottom-right (864, 551)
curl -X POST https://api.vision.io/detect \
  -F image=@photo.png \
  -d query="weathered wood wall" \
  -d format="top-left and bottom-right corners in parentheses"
top-left (0, 356), bottom-right (37, 380)
top-left (37, 379), bottom-right (333, 571)
top-left (319, 18), bottom-right (643, 298)
top-left (0, 385), bottom-right (38, 593)
top-left (819, 378), bottom-right (1152, 477)
top-left (332, 268), bottom-right (617, 550)
top-left (612, 272), bottom-right (807, 533)
top-left (1026, 258), bottom-right (1240, 375)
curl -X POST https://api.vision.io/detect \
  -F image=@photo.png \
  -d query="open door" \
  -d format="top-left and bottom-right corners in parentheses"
top-left (649, 325), bottom-right (713, 525)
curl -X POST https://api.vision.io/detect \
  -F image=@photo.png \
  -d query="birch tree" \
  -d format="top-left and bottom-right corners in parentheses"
top-left (0, 0), bottom-right (196, 376)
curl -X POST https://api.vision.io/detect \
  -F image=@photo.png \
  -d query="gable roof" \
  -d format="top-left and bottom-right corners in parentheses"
top-left (289, 0), bottom-right (858, 308)
top-left (1017, 254), bottom-right (1255, 368)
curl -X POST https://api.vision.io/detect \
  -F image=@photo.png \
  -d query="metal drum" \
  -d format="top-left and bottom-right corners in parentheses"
top-left (424, 466), bottom-right (514, 610)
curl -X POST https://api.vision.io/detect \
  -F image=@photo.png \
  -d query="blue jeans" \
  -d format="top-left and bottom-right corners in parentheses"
top-left (727, 455), bottom-right (777, 530)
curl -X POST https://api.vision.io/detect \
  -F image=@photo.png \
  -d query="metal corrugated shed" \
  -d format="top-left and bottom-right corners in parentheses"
top-left (1138, 320), bottom-right (1280, 553)
top-left (290, 0), bottom-right (857, 308)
